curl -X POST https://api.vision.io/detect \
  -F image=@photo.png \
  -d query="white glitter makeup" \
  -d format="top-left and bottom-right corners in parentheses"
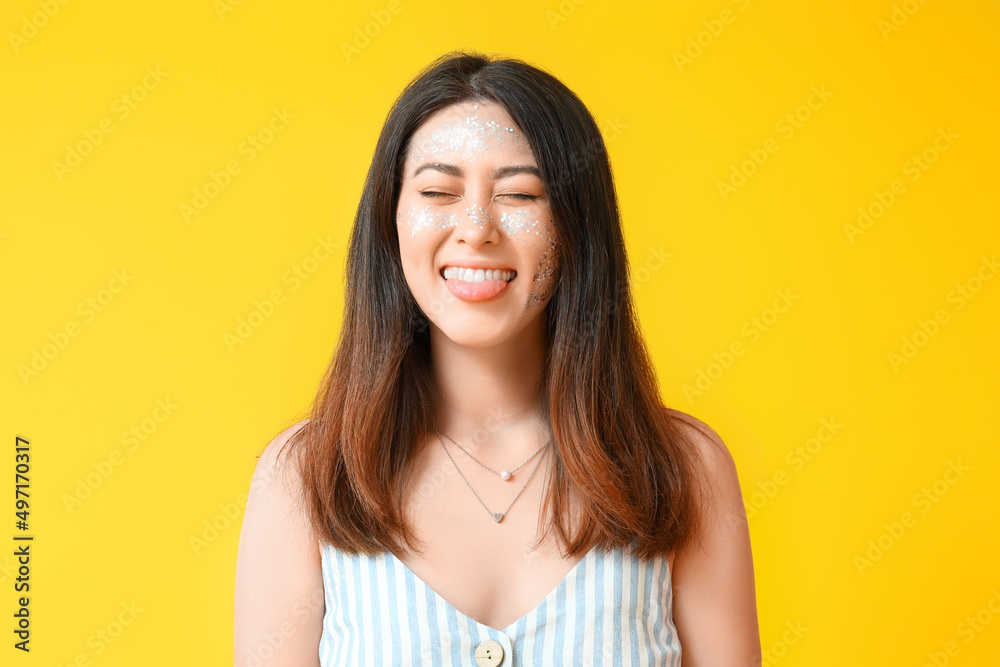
top-left (523, 232), bottom-right (561, 312)
top-left (408, 110), bottom-right (524, 163)
top-left (465, 205), bottom-right (493, 228)
top-left (397, 205), bottom-right (457, 238)
top-left (498, 209), bottom-right (545, 237)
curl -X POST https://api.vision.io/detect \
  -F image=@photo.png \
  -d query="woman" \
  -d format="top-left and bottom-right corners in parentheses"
top-left (234, 50), bottom-right (760, 666)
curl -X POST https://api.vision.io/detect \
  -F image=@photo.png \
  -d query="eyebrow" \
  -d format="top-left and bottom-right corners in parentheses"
top-left (412, 162), bottom-right (541, 180)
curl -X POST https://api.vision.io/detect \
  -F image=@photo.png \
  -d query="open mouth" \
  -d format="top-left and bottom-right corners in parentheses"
top-left (440, 267), bottom-right (517, 283)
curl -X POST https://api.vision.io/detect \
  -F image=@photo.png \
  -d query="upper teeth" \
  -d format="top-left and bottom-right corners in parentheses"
top-left (443, 267), bottom-right (515, 282)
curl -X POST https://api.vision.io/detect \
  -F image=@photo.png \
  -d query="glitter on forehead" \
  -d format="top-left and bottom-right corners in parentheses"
top-left (409, 111), bottom-right (522, 162)
top-left (397, 205), bottom-right (457, 238)
top-left (498, 209), bottom-right (544, 237)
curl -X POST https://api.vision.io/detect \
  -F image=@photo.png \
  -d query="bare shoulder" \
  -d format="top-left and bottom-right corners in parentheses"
top-left (235, 418), bottom-right (324, 666)
top-left (662, 407), bottom-right (746, 552)
top-left (663, 407), bottom-right (739, 499)
top-left (662, 407), bottom-right (762, 664)
top-left (252, 418), bottom-right (312, 508)
top-left (258, 418), bottom-right (311, 466)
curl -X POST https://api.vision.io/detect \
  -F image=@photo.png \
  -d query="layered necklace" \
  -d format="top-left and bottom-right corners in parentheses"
top-left (432, 425), bottom-right (551, 523)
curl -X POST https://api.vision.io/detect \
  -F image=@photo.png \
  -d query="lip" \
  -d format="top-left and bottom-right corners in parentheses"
top-left (439, 258), bottom-right (516, 273)
top-left (439, 259), bottom-right (517, 302)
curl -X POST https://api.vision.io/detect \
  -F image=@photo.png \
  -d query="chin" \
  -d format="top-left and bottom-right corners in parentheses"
top-left (427, 316), bottom-right (515, 349)
top-left (438, 328), bottom-right (507, 349)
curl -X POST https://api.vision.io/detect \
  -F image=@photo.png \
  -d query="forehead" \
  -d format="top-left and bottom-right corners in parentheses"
top-left (405, 101), bottom-right (534, 165)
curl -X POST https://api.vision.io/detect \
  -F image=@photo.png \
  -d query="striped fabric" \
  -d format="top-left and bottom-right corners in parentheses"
top-left (318, 542), bottom-right (682, 666)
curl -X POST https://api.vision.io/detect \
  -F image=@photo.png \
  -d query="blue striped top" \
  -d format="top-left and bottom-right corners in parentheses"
top-left (319, 542), bottom-right (681, 666)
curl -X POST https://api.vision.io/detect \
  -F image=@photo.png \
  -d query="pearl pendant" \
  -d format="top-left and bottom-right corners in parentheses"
top-left (500, 470), bottom-right (511, 480)
top-left (492, 512), bottom-right (504, 522)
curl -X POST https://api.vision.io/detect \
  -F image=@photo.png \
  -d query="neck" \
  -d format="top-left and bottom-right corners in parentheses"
top-left (428, 317), bottom-right (550, 455)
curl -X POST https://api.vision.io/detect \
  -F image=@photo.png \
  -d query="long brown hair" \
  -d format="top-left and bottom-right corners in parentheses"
top-left (276, 50), bottom-right (707, 561)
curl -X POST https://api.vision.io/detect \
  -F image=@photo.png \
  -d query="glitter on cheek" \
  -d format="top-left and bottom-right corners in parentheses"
top-left (498, 209), bottom-right (545, 237)
top-left (396, 205), bottom-right (458, 238)
top-left (522, 232), bottom-right (562, 313)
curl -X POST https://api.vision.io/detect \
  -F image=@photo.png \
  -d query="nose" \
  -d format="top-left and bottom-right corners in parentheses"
top-left (454, 191), bottom-right (501, 247)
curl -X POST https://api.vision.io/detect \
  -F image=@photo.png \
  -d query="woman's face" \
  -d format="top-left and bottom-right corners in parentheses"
top-left (396, 100), bottom-right (560, 348)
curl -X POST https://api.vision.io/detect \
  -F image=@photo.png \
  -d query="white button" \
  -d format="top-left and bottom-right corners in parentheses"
top-left (474, 638), bottom-right (504, 667)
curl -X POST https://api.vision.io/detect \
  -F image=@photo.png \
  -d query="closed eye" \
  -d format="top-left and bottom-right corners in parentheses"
top-left (420, 192), bottom-right (538, 201)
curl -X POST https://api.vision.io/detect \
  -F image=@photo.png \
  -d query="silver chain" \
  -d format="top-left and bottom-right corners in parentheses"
top-left (436, 428), bottom-right (550, 480)
top-left (434, 428), bottom-right (551, 523)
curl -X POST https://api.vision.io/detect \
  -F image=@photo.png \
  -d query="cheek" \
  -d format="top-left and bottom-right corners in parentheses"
top-left (499, 212), bottom-right (561, 310)
top-left (396, 204), bottom-right (457, 239)
top-left (523, 236), bottom-right (561, 312)
top-left (497, 209), bottom-right (548, 237)
top-left (396, 206), bottom-right (446, 288)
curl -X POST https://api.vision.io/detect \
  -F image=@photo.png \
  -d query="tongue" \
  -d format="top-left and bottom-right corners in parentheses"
top-left (446, 277), bottom-right (510, 301)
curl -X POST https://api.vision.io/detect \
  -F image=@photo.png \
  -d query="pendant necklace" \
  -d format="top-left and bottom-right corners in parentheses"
top-left (433, 426), bottom-right (551, 523)
top-left (437, 429), bottom-right (549, 481)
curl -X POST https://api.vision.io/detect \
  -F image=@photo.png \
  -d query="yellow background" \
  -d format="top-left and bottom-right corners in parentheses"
top-left (2, 0), bottom-right (998, 664)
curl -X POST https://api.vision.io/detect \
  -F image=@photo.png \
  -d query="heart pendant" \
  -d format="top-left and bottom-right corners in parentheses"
top-left (492, 512), bottom-right (504, 523)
